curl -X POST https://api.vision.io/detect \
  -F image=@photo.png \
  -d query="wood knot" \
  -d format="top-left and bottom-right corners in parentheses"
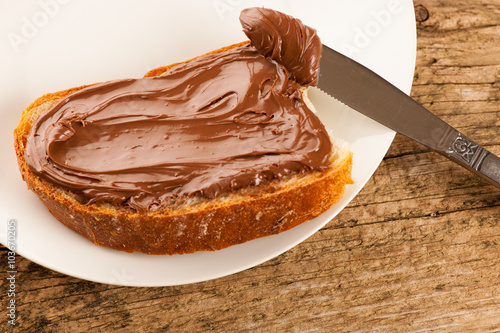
top-left (415, 4), bottom-right (429, 22)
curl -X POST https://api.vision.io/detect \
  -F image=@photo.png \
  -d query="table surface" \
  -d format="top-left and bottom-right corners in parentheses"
top-left (2, 0), bottom-right (500, 331)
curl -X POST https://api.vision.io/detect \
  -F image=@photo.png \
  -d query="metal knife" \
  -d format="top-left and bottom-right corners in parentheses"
top-left (318, 44), bottom-right (500, 189)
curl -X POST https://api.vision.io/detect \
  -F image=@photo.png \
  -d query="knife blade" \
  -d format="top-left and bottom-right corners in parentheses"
top-left (317, 44), bottom-right (500, 189)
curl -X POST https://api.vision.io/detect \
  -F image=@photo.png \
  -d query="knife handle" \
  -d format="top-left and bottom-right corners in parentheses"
top-left (437, 128), bottom-right (500, 189)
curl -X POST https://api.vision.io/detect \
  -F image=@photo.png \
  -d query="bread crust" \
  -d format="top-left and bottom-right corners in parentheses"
top-left (13, 42), bottom-right (353, 255)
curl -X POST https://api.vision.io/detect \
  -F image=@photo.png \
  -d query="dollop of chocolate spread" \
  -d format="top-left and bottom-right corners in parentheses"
top-left (25, 7), bottom-right (331, 212)
top-left (239, 7), bottom-right (322, 86)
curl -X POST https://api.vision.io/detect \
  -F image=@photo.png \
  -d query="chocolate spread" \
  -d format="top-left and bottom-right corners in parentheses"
top-left (25, 7), bottom-right (331, 212)
top-left (240, 7), bottom-right (322, 86)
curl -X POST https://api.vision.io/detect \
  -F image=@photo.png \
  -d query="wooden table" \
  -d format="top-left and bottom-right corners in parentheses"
top-left (2, 1), bottom-right (499, 331)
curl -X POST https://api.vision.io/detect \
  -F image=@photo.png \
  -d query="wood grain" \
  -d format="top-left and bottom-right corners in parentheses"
top-left (1, 0), bottom-right (500, 332)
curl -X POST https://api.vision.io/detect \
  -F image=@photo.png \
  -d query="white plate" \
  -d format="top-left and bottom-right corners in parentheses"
top-left (0, 0), bottom-right (416, 286)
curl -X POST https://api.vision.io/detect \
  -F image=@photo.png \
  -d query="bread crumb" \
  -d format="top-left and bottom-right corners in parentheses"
top-left (176, 223), bottom-right (186, 237)
top-left (199, 222), bottom-right (208, 237)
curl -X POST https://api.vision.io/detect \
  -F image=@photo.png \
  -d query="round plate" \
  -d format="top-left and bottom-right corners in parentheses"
top-left (0, 0), bottom-right (416, 286)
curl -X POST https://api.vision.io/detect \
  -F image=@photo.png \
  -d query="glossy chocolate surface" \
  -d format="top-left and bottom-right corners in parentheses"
top-left (25, 8), bottom-right (330, 212)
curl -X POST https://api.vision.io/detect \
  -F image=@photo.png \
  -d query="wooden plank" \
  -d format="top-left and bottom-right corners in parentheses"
top-left (1, 1), bottom-right (499, 331)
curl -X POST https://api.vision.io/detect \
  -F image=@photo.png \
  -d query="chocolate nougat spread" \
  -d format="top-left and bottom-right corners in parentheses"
top-left (24, 7), bottom-right (331, 212)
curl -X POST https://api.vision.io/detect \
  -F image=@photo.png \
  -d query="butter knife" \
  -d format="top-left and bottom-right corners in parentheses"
top-left (318, 45), bottom-right (500, 189)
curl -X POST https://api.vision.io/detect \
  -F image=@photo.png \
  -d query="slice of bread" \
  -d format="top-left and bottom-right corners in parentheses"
top-left (14, 41), bottom-right (353, 255)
